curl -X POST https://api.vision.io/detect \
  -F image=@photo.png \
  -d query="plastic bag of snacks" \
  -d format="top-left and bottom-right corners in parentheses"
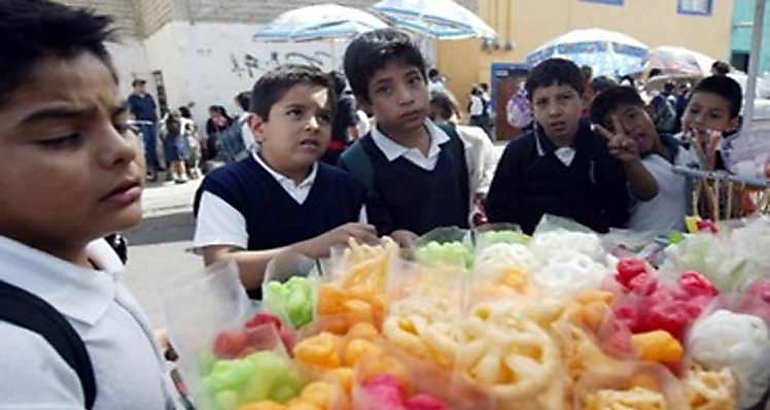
top-left (262, 252), bottom-right (320, 329)
top-left (412, 226), bottom-right (474, 269)
top-left (163, 261), bottom-right (303, 409)
top-left (573, 363), bottom-right (690, 409)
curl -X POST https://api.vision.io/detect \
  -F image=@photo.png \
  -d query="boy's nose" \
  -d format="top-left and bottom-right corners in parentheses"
top-left (98, 123), bottom-right (137, 168)
top-left (396, 84), bottom-right (416, 105)
top-left (306, 115), bottom-right (319, 130)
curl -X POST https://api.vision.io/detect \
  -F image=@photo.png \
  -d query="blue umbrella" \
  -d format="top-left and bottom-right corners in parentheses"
top-left (371, 0), bottom-right (497, 40)
top-left (526, 28), bottom-right (649, 77)
top-left (253, 4), bottom-right (388, 42)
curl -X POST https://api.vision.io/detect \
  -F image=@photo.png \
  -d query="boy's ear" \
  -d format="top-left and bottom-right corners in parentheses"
top-left (728, 115), bottom-right (741, 132)
top-left (249, 113), bottom-right (266, 143)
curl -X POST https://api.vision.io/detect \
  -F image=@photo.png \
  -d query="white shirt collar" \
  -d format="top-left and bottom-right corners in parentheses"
top-left (0, 236), bottom-right (121, 326)
top-left (251, 151), bottom-right (317, 204)
top-left (370, 120), bottom-right (451, 170)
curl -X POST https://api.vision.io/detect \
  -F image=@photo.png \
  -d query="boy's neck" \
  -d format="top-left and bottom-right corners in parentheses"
top-left (545, 132), bottom-right (575, 148)
top-left (27, 236), bottom-right (92, 268)
top-left (258, 152), bottom-right (311, 185)
top-left (378, 122), bottom-right (431, 155)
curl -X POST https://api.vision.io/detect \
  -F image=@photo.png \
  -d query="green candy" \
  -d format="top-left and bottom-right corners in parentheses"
top-left (263, 276), bottom-right (315, 327)
top-left (415, 241), bottom-right (474, 268)
top-left (479, 230), bottom-right (530, 245)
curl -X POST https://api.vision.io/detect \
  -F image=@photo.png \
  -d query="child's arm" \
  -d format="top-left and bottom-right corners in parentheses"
top-left (595, 119), bottom-right (658, 201)
top-left (202, 222), bottom-right (379, 290)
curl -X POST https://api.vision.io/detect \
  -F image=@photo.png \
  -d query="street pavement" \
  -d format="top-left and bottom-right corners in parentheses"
top-left (124, 178), bottom-right (202, 327)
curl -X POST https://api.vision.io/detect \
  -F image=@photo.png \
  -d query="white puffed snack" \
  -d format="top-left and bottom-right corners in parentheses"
top-left (533, 251), bottom-right (609, 295)
top-left (688, 309), bottom-right (770, 409)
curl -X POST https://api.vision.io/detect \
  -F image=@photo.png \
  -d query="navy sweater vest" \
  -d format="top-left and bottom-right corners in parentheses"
top-left (198, 157), bottom-right (365, 251)
top-left (352, 133), bottom-right (469, 236)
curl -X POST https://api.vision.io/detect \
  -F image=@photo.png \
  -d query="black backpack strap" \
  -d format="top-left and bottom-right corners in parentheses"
top-left (0, 280), bottom-right (96, 409)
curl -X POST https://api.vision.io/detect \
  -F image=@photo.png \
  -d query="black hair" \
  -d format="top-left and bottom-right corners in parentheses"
top-left (692, 75), bottom-right (743, 118)
top-left (250, 64), bottom-right (336, 120)
top-left (343, 28), bottom-right (427, 103)
top-left (525, 58), bottom-right (584, 99)
top-left (589, 86), bottom-right (645, 126)
top-left (479, 83), bottom-right (489, 92)
top-left (235, 91), bottom-right (250, 112)
top-left (328, 70), bottom-right (347, 96)
top-left (428, 68), bottom-right (440, 79)
top-left (429, 90), bottom-right (458, 120)
top-left (178, 106), bottom-right (192, 119)
top-left (0, 0), bottom-right (116, 106)
top-left (711, 60), bottom-right (731, 76)
top-left (208, 105), bottom-right (232, 121)
top-left (648, 68), bottom-right (662, 79)
top-left (619, 75), bottom-right (636, 88)
top-left (589, 76), bottom-right (618, 96)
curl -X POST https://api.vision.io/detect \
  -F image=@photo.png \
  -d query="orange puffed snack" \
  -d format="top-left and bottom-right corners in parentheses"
top-left (632, 330), bottom-right (684, 363)
top-left (343, 338), bottom-right (384, 367)
top-left (293, 332), bottom-right (343, 370)
top-left (323, 367), bottom-right (354, 394)
top-left (355, 351), bottom-right (410, 387)
top-left (347, 322), bottom-right (379, 340)
top-left (299, 381), bottom-right (336, 408)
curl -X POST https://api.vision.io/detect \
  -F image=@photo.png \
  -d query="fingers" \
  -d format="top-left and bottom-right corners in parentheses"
top-left (611, 115), bottom-right (626, 139)
top-left (593, 123), bottom-right (614, 141)
top-left (344, 223), bottom-right (379, 245)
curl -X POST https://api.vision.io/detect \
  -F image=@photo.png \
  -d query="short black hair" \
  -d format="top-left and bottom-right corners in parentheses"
top-left (429, 90), bottom-right (458, 120)
top-left (692, 75), bottom-right (743, 118)
top-left (0, 0), bottom-right (116, 106)
top-left (343, 28), bottom-right (426, 103)
top-left (589, 86), bottom-right (645, 126)
top-left (235, 91), bottom-right (250, 112)
top-left (589, 76), bottom-right (618, 96)
top-left (328, 70), bottom-right (347, 96)
top-left (250, 64), bottom-right (336, 120)
top-left (711, 60), bottom-right (731, 76)
top-left (525, 58), bottom-right (584, 99)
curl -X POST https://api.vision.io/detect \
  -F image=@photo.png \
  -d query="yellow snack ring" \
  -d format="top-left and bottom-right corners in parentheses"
top-left (632, 330), bottom-right (684, 363)
top-left (238, 401), bottom-right (287, 410)
top-left (343, 338), bottom-right (383, 367)
top-left (300, 381), bottom-right (335, 408)
top-left (293, 332), bottom-right (342, 369)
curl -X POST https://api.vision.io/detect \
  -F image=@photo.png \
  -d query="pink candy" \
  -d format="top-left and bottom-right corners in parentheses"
top-left (359, 374), bottom-right (447, 410)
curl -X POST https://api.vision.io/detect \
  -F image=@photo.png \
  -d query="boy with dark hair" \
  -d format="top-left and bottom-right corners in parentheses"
top-left (0, 0), bottom-right (174, 407)
top-left (339, 28), bottom-right (474, 244)
top-left (194, 65), bottom-right (377, 295)
top-left (591, 86), bottom-right (697, 233)
top-left (486, 58), bottom-right (657, 234)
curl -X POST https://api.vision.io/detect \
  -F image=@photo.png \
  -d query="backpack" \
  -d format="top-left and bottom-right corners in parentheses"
top-left (340, 123), bottom-right (468, 203)
top-left (0, 280), bottom-right (96, 409)
top-left (216, 116), bottom-right (249, 163)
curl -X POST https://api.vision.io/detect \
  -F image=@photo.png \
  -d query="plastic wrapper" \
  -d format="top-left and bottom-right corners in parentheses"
top-left (602, 228), bottom-right (669, 268)
top-left (162, 261), bottom-right (303, 409)
top-left (413, 226), bottom-right (474, 268)
top-left (530, 215), bottom-right (606, 263)
top-left (573, 362), bottom-right (690, 409)
top-left (685, 365), bottom-right (737, 410)
top-left (474, 223), bottom-right (530, 248)
top-left (687, 308), bottom-right (770, 409)
top-left (262, 252), bottom-right (320, 329)
top-left (723, 128), bottom-right (770, 182)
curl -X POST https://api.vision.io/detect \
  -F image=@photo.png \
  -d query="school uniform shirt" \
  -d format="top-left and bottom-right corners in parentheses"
top-left (0, 235), bottom-right (175, 409)
top-left (193, 152), bottom-right (366, 252)
top-left (343, 120), bottom-right (472, 236)
top-left (628, 135), bottom-right (698, 234)
top-left (486, 121), bottom-right (630, 234)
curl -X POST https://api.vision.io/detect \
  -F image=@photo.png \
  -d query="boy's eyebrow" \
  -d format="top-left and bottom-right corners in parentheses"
top-left (21, 104), bottom-right (95, 124)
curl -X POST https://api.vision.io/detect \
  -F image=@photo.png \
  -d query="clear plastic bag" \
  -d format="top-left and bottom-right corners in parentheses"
top-left (412, 226), bottom-right (474, 269)
top-left (262, 252), bottom-right (320, 329)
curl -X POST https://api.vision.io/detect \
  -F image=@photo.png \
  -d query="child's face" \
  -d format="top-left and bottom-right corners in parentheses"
top-left (603, 103), bottom-right (658, 155)
top-left (360, 61), bottom-right (429, 135)
top-left (530, 83), bottom-right (584, 142)
top-left (682, 91), bottom-right (739, 133)
top-left (0, 53), bottom-right (143, 250)
top-left (250, 83), bottom-right (332, 172)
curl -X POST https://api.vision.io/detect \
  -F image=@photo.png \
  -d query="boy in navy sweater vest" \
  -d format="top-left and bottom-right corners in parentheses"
top-left (339, 29), bottom-right (473, 246)
top-left (194, 65), bottom-right (378, 293)
top-left (486, 58), bottom-right (658, 234)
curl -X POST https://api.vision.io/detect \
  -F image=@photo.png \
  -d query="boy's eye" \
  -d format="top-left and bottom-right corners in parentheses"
top-left (407, 76), bottom-right (423, 86)
top-left (38, 133), bottom-right (83, 149)
top-left (375, 85), bottom-right (393, 96)
top-left (287, 108), bottom-right (303, 118)
top-left (317, 113), bottom-right (332, 124)
top-left (114, 122), bottom-right (131, 133)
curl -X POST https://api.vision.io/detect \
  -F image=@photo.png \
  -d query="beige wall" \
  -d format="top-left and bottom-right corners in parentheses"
top-left (439, 0), bottom-right (735, 112)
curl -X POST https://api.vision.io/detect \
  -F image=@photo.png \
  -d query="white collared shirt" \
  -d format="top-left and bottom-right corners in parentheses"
top-left (193, 154), bottom-right (366, 250)
top-left (0, 236), bottom-right (175, 409)
top-left (370, 120), bottom-right (450, 171)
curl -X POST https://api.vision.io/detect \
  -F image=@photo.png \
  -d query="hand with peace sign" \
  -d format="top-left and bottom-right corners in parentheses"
top-left (593, 115), bottom-right (641, 163)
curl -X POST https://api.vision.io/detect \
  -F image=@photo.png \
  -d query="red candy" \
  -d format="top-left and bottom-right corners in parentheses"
top-left (245, 311), bottom-right (283, 330)
top-left (746, 279), bottom-right (770, 304)
top-left (678, 271), bottom-right (719, 299)
top-left (628, 273), bottom-right (659, 296)
top-left (616, 258), bottom-right (647, 289)
top-left (213, 330), bottom-right (247, 358)
top-left (405, 394), bottom-right (448, 410)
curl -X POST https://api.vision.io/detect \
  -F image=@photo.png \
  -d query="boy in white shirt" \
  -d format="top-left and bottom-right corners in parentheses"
top-left (0, 1), bottom-right (174, 408)
top-left (590, 86), bottom-right (697, 233)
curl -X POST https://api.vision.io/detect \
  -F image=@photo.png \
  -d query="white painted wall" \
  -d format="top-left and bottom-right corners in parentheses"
top-left (106, 38), bottom-right (153, 99)
top-left (117, 21), bottom-right (437, 127)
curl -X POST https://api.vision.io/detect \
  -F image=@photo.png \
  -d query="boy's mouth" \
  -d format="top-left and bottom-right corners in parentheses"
top-left (549, 121), bottom-right (567, 132)
top-left (400, 109), bottom-right (424, 121)
top-left (299, 138), bottom-right (320, 149)
top-left (102, 178), bottom-right (142, 205)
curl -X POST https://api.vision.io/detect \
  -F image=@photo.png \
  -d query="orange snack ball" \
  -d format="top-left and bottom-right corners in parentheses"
top-left (356, 352), bottom-right (409, 387)
top-left (348, 322), bottom-right (379, 340)
top-left (323, 367), bottom-right (354, 394)
top-left (343, 338), bottom-right (384, 367)
top-left (299, 381), bottom-right (335, 408)
top-left (293, 332), bottom-right (342, 369)
top-left (632, 330), bottom-right (684, 363)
